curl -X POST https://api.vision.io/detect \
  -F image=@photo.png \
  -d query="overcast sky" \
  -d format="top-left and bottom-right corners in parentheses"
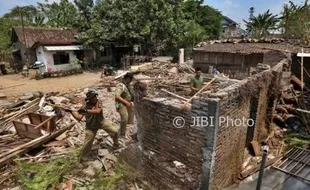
top-left (0, 0), bottom-right (305, 29)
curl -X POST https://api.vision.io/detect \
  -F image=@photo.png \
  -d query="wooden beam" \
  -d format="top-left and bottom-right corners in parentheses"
top-left (160, 89), bottom-right (189, 102)
top-left (301, 48), bottom-right (304, 92)
top-left (0, 122), bottom-right (75, 167)
top-left (183, 78), bottom-right (216, 107)
top-left (240, 156), bottom-right (280, 179)
top-left (34, 116), bottom-right (55, 129)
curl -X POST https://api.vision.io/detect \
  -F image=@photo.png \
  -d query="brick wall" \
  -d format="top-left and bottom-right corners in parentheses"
top-left (208, 60), bottom-right (284, 190)
top-left (134, 97), bottom-right (209, 189)
top-left (128, 59), bottom-right (285, 190)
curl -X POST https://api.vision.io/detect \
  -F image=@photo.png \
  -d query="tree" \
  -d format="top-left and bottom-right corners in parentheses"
top-left (182, 0), bottom-right (223, 39)
top-left (80, 0), bottom-right (214, 60)
top-left (0, 17), bottom-right (21, 49)
top-left (280, 0), bottom-right (310, 44)
top-left (243, 9), bottom-right (279, 38)
top-left (38, 0), bottom-right (78, 27)
top-left (3, 5), bottom-right (45, 27)
top-left (0, 17), bottom-right (20, 62)
top-left (74, 0), bottom-right (94, 31)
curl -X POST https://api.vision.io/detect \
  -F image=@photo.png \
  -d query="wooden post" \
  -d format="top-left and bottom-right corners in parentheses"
top-left (301, 48), bottom-right (304, 92)
top-left (241, 55), bottom-right (245, 69)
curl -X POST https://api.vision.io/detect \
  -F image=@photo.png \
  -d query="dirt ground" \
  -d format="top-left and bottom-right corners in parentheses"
top-left (0, 72), bottom-right (101, 99)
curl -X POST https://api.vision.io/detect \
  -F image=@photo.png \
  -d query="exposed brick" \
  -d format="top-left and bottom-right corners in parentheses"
top-left (129, 59), bottom-right (284, 190)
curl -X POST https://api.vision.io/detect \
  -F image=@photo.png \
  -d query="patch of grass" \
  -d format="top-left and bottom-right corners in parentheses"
top-left (16, 152), bottom-right (79, 190)
top-left (93, 161), bottom-right (134, 190)
top-left (284, 133), bottom-right (310, 150)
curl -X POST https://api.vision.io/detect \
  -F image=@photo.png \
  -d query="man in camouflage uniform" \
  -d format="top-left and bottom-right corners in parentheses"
top-left (114, 72), bottom-right (135, 138)
top-left (68, 90), bottom-right (120, 162)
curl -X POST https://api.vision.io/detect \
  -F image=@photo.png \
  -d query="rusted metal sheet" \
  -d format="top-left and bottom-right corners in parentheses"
top-left (272, 147), bottom-right (310, 183)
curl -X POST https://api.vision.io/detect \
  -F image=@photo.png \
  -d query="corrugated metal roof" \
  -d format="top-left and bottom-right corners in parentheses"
top-left (43, 45), bottom-right (87, 51)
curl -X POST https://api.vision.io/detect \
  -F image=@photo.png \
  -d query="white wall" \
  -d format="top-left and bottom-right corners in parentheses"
top-left (36, 46), bottom-right (46, 64)
top-left (37, 46), bottom-right (81, 72)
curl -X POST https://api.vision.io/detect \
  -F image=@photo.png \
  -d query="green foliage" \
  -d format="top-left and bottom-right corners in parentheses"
top-left (182, 0), bottom-right (223, 38)
top-left (37, 0), bottom-right (78, 27)
top-left (243, 9), bottom-right (280, 38)
top-left (16, 153), bottom-right (78, 189)
top-left (74, 0), bottom-right (94, 31)
top-left (0, 0), bottom-right (223, 60)
top-left (81, 0), bottom-right (221, 57)
top-left (0, 48), bottom-right (13, 62)
top-left (4, 5), bottom-right (45, 27)
top-left (284, 133), bottom-right (310, 150)
top-left (280, 0), bottom-right (310, 44)
top-left (93, 161), bottom-right (134, 190)
top-left (0, 17), bottom-right (20, 49)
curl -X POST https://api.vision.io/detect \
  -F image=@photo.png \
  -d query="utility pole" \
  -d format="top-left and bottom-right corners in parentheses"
top-left (256, 143), bottom-right (269, 190)
top-left (19, 6), bottom-right (29, 70)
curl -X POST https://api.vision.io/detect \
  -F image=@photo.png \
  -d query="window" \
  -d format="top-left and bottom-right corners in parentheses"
top-left (101, 47), bottom-right (111, 57)
top-left (53, 52), bottom-right (70, 65)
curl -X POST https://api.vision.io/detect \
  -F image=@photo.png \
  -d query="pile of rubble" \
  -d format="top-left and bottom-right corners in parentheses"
top-left (100, 61), bottom-right (239, 102)
top-left (0, 83), bottom-right (139, 188)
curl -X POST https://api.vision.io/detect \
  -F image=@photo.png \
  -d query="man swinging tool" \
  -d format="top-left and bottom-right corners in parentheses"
top-left (65, 90), bottom-right (120, 162)
top-left (189, 68), bottom-right (203, 96)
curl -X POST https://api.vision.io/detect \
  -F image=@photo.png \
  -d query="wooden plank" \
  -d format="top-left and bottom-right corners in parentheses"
top-left (0, 93), bottom-right (7, 99)
top-left (240, 156), bottom-right (280, 179)
top-left (34, 116), bottom-right (55, 130)
top-left (160, 89), bottom-right (189, 102)
top-left (0, 98), bottom-right (40, 130)
top-left (12, 120), bottom-right (42, 139)
top-left (0, 122), bottom-right (75, 167)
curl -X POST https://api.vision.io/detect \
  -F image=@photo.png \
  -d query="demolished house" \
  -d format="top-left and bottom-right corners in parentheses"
top-left (1, 38), bottom-right (310, 189)
top-left (120, 39), bottom-right (310, 189)
top-left (118, 50), bottom-right (287, 189)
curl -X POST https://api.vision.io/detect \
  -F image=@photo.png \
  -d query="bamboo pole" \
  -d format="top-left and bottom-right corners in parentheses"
top-left (160, 89), bottom-right (189, 102)
top-left (183, 78), bottom-right (216, 109)
top-left (301, 48), bottom-right (304, 92)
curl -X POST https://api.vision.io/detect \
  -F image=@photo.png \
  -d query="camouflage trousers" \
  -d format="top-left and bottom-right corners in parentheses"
top-left (117, 105), bottom-right (134, 137)
top-left (79, 119), bottom-right (119, 162)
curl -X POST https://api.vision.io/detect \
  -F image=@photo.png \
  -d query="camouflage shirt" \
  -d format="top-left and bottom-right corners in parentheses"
top-left (82, 100), bottom-right (104, 130)
top-left (114, 82), bottom-right (134, 109)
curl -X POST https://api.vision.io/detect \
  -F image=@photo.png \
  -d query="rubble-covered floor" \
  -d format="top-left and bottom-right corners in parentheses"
top-left (0, 83), bottom-right (151, 189)
top-left (1, 59), bottom-right (310, 189)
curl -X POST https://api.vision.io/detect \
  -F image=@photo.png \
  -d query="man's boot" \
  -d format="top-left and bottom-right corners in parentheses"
top-left (120, 126), bottom-right (126, 138)
top-left (112, 134), bottom-right (120, 149)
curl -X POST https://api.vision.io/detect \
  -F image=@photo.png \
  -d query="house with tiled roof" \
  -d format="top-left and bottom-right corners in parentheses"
top-left (11, 26), bottom-right (99, 72)
top-left (221, 16), bottom-right (247, 38)
top-left (193, 38), bottom-right (294, 79)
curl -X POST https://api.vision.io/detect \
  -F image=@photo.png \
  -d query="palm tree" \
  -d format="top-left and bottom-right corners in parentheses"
top-left (3, 5), bottom-right (45, 27)
top-left (243, 10), bottom-right (279, 38)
